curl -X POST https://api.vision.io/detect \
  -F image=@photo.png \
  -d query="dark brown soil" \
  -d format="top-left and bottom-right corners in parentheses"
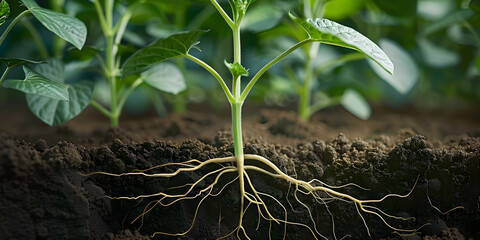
top-left (0, 102), bottom-right (479, 239)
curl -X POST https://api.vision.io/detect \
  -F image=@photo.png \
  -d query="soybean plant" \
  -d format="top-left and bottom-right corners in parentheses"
top-left (89, 0), bottom-right (187, 126)
top-left (0, 0), bottom-right (89, 126)
top-left (90, 0), bottom-right (426, 239)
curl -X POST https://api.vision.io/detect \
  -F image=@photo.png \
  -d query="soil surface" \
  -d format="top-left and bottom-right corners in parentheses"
top-left (0, 101), bottom-right (479, 239)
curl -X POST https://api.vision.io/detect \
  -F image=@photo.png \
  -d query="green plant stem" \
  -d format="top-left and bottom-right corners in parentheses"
top-left (210, 0), bottom-right (234, 28)
top-left (21, 19), bottom-right (49, 58)
top-left (99, 0), bottom-right (119, 126)
top-left (0, 67), bottom-right (10, 86)
top-left (0, 10), bottom-right (31, 47)
top-left (115, 78), bottom-right (143, 118)
top-left (95, 54), bottom-right (108, 75)
top-left (90, 99), bottom-right (112, 118)
top-left (231, 25), bottom-right (244, 158)
top-left (231, 101), bottom-right (245, 226)
top-left (298, 42), bottom-right (320, 121)
top-left (231, 17), bottom-right (246, 228)
top-left (185, 54), bottom-right (234, 102)
top-left (105, 0), bottom-right (114, 28)
top-left (106, 35), bottom-right (118, 126)
top-left (299, 54), bottom-right (314, 121)
top-left (233, 27), bottom-right (242, 97)
top-left (50, 0), bottom-right (66, 58)
top-left (148, 88), bottom-right (168, 117)
top-left (92, 0), bottom-right (121, 126)
top-left (172, 94), bottom-right (187, 114)
top-left (283, 63), bottom-right (302, 94)
top-left (113, 9), bottom-right (132, 48)
top-left (93, 0), bottom-right (108, 33)
top-left (241, 39), bottom-right (313, 101)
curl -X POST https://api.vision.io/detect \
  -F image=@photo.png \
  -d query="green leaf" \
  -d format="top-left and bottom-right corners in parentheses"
top-left (0, 57), bottom-right (42, 68)
top-left (424, 9), bottom-right (474, 36)
top-left (122, 30), bottom-right (207, 79)
top-left (2, 66), bottom-right (69, 100)
top-left (228, 0), bottom-right (255, 20)
top-left (141, 62), bottom-right (186, 94)
top-left (33, 58), bottom-right (64, 83)
top-left (242, 3), bottom-right (283, 33)
top-left (26, 59), bottom-right (94, 126)
top-left (368, 39), bottom-right (418, 94)
top-left (290, 14), bottom-right (394, 75)
top-left (26, 81), bottom-right (94, 126)
top-left (21, 0), bottom-right (87, 50)
top-left (417, 0), bottom-right (452, 20)
top-left (341, 89), bottom-right (371, 120)
top-left (224, 60), bottom-right (249, 80)
top-left (417, 38), bottom-right (459, 68)
top-left (0, 0), bottom-right (10, 25)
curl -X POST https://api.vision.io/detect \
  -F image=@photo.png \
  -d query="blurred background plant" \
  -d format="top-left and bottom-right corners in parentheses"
top-left (1, 0), bottom-right (478, 124)
top-left (238, 0), bottom-right (479, 121)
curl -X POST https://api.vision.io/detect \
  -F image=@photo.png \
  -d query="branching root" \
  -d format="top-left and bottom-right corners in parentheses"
top-left (87, 154), bottom-right (428, 239)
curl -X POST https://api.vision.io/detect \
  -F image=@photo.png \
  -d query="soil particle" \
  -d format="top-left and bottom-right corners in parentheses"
top-left (103, 230), bottom-right (150, 240)
top-left (92, 145), bottom-right (126, 173)
top-left (423, 228), bottom-right (465, 240)
top-left (105, 127), bottom-right (135, 144)
top-left (34, 139), bottom-right (48, 152)
top-left (269, 117), bottom-right (306, 139)
top-left (41, 141), bottom-right (83, 170)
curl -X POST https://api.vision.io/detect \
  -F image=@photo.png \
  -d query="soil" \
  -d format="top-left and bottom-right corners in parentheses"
top-left (0, 101), bottom-right (479, 240)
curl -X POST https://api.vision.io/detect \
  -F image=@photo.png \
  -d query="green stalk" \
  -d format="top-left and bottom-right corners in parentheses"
top-left (231, 101), bottom-right (244, 161)
top-left (185, 55), bottom-right (234, 102)
top-left (50, 0), bottom-right (66, 58)
top-left (0, 67), bottom-right (10, 86)
top-left (231, 100), bottom-right (244, 229)
top-left (90, 99), bottom-right (112, 118)
top-left (231, 18), bottom-right (246, 228)
top-left (93, 0), bottom-right (108, 33)
top-left (231, 30), bottom-right (243, 138)
top-left (210, 0), bottom-right (234, 28)
top-left (232, 26), bottom-right (242, 97)
top-left (106, 35), bottom-right (118, 126)
top-left (172, 94), bottom-right (187, 114)
top-left (283, 63), bottom-right (302, 94)
top-left (100, 0), bottom-right (118, 126)
top-left (240, 39), bottom-right (313, 101)
top-left (298, 2), bottom-right (325, 122)
top-left (0, 10), bottom-right (31, 47)
top-left (298, 53), bottom-right (314, 121)
top-left (115, 78), bottom-right (143, 118)
top-left (92, 0), bottom-right (124, 126)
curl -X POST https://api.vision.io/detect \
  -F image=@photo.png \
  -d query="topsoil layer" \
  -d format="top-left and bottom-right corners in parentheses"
top-left (0, 103), bottom-right (479, 240)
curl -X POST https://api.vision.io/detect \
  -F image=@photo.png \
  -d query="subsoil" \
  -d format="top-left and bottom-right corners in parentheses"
top-left (0, 101), bottom-right (479, 240)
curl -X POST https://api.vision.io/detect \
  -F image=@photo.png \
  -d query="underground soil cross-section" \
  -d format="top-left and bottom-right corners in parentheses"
top-left (0, 129), bottom-right (478, 239)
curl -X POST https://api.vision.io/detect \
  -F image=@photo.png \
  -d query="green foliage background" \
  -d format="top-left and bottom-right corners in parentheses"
top-left (0, 0), bottom-right (479, 123)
